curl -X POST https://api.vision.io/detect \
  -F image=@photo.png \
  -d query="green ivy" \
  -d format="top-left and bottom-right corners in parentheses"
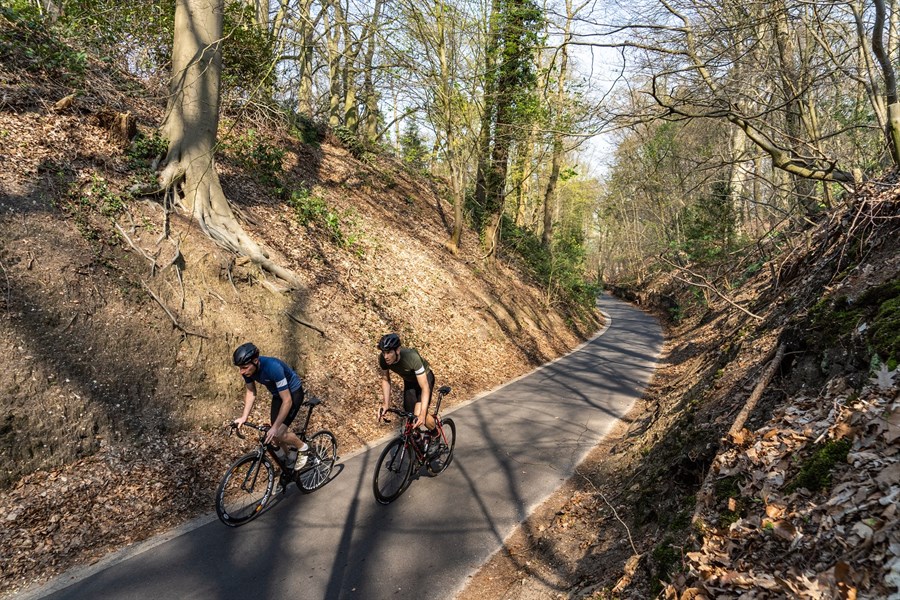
top-left (127, 131), bottom-right (168, 169)
top-left (288, 187), bottom-right (358, 250)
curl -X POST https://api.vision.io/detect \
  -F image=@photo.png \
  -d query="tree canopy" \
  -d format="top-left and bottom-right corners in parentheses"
top-left (14, 0), bottom-right (900, 288)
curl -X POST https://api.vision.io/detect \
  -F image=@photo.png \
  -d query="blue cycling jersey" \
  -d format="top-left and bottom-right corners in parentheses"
top-left (243, 356), bottom-right (302, 398)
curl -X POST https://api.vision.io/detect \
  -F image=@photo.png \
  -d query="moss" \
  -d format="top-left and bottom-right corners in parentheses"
top-left (786, 438), bottom-right (852, 493)
top-left (713, 475), bottom-right (749, 527)
top-left (667, 506), bottom-right (692, 531)
top-left (870, 296), bottom-right (900, 364)
top-left (719, 509), bottom-right (741, 527)
top-left (650, 537), bottom-right (681, 594)
top-left (714, 475), bottom-right (743, 500)
top-left (856, 278), bottom-right (900, 307)
top-left (808, 278), bottom-right (900, 365)
top-left (809, 295), bottom-right (861, 346)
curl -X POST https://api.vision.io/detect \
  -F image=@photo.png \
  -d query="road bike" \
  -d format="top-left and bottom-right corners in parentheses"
top-left (215, 395), bottom-right (337, 526)
top-left (373, 385), bottom-right (456, 504)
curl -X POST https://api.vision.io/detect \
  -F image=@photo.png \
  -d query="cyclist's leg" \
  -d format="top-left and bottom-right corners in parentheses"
top-left (402, 384), bottom-right (419, 416)
top-left (270, 389), bottom-right (306, 450)
top-left (404, 373), bottom-right (437, 429)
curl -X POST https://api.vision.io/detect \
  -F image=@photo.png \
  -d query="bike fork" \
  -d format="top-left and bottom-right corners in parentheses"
top-left (242, 456), bottom-right (265, 493)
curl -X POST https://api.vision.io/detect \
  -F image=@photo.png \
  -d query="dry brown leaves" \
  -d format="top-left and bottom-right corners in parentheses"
top-left (669, 369), bottom-right (900, 600)
top-left (0, 432), bottom-right (237, 597)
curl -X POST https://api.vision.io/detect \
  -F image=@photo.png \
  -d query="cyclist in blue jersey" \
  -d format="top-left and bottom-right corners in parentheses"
top-left (232, 342), bottom-right (308, 469)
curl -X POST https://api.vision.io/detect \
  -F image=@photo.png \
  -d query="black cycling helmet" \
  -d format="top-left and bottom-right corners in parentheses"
top-left (232, 342), bottom-right (260, 366)
top-left (377, 333), bottom-right (401, 351)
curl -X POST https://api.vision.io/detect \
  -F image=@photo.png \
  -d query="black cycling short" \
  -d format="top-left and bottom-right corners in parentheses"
top-left (271, 386), bottom-right (304, 427)
top-left (403, 370), bottom-right (435, 414)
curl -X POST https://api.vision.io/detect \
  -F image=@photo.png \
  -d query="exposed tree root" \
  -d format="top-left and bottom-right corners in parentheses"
top-left (284, 311), bottom-right (326, 337)
top-left (140, 280), bottom-right (208, 339)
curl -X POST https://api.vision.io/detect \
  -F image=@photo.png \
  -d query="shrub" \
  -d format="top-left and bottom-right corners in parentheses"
top-left (287, 187), bottom-right (356, 249)
top-left (127, 131), bottom-right (168, 169)
top-left (0, 5), bottom-right (88, 83)
top-left (500, 216), bottom-right (599, 311)
top-left (224, 130), bottom-right (285, 191)
top-left (334, 126), bottom-right (366, 159)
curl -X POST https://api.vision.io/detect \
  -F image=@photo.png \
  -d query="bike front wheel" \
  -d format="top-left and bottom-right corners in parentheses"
top-left (215, 453), bottom-right (275, 527)
top-left (297, 430), bottom-right (338, 493)
top-left (427, 417), bottom-right (456, 476)
top-left (373, 438), bottom-right (414, 504)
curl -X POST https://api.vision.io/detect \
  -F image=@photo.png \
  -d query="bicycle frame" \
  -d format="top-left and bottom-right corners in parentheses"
top-left (231, 396), bottom-right (325, 475)
top-left (383, 386), bottom-right (452, 464)
top-left (218, 396), bottom-right (337, 525)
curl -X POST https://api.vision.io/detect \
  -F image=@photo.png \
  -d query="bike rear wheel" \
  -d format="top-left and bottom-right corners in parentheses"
top-left (373, 438), bottom-right (414, 504)
top-left (427, 417), bottom-right (456, 475)
top-left (215, 453), bottom-right (275, 527)
top-left (297, 430), bottom-right (337, 493)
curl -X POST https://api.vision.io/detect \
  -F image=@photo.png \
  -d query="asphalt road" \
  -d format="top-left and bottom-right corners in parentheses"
top-left (28, 293), bottom-right (663, 600)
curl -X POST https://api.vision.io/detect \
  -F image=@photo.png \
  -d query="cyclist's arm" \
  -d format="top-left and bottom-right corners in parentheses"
top-left (414, 370), bottom-right (431, 426)
top-left (267, 387), bottom-right (292, 442)
top-left (235, 381), bottom-right (257, 426)
top-left (379, 369), bottom-right (392, 416)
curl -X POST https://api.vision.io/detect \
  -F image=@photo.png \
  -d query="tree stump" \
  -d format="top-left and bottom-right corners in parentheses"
top-left (95, 108), bottom-right (136, 145)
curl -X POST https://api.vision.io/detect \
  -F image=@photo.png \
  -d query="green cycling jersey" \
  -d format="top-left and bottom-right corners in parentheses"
top-left (378, 347), bottom-right (431, 383)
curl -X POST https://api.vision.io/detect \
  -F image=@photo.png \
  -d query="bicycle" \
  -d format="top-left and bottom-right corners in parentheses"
top-left (372, 385), bottom-right (456, 504)
top-left (215, 395), bottom-right (338, 527)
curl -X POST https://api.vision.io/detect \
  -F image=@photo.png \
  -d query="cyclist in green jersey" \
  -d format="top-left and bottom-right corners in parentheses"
top-left (376, 333), bottom-right (437, 435)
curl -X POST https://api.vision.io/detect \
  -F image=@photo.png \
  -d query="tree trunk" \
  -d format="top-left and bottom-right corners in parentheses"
top-left (542, 136), bottom-right (561, 248)
top-left (324, 0), bottom-right (343, 128)
top-left (249, 0), bottom-right (268, 29)
top-left (873, 0), bottom-right (900, 165)
top-left (474, 0), bottom-right (500, 213)
top-left (361, 0), bottom-right (383, 144)
top-left (773, 4), bottom-right (818, 217)
top-left (727, 122), bottom-right (749, 232)
top-left (541, 0), bottom-right (573, 248)
top-left (160, 0), bottom-right (300, 288)
top-left (512, 122), bottom-right (538, 228)
top-left (293, 0), bottom-right (318, 117)
top-left (480, 0), bottom-right (536, 257)
top-left (340, 3), bottom-right (358, 135)
top-left (446, 165), bottom-right (465, 254)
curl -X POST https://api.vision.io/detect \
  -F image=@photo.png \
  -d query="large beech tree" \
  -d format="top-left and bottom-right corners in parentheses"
top-left (159, 0), bottom-right (300, 287)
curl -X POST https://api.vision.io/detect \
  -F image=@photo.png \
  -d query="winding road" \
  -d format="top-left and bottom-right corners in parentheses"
top-left (27, 294), bottom-right (663, 600)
